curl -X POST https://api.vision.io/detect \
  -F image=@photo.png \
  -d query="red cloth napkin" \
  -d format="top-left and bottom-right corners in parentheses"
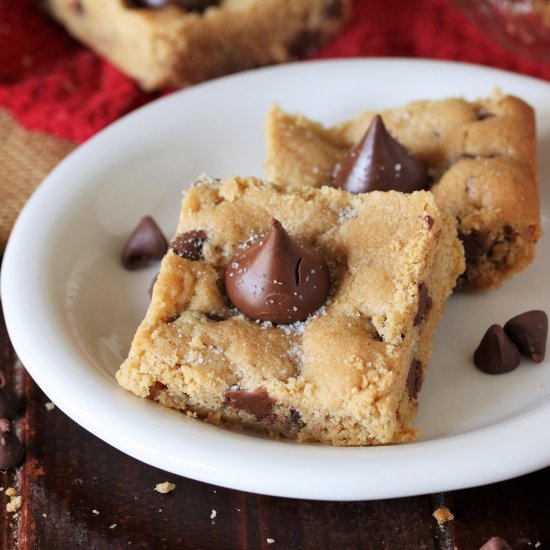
top-left (1, 0), bottom-right (548, 143)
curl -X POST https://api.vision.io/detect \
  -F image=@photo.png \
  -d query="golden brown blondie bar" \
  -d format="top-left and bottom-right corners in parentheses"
top-left (117, 176), bottom-right (464, 445)
top-left (45, 0), bottom-right (351, 90)
top-left (264, 91), bottom-right (541, 290)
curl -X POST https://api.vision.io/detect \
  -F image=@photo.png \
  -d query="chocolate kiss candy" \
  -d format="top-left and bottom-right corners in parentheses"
top-left (473, 324), bottom-right (520, 374)
top-left (479, 537), bottom-right (513, 550)
top-left (331, 115), bottom-right (428, 194)
top-left (134, 0), bottom-right (218, 9)
top-left (121, 216), bottom-right (168, 270)
top-left (504, 310), bottom-right (548, 363)
top-left (0, 418), bottom-right (25, 470)
top-left (225, 220), bottom-right (330, 324)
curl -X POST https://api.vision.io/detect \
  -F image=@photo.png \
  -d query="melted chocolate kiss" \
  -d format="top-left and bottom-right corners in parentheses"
top-left (473, 324), bottom-right (520, 374)
top-left (331, 115), bottom-right (428, 194)
top-left (225, 220), bottom-right (330, 324)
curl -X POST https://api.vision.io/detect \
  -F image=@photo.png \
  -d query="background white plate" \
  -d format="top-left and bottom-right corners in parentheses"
top-left (2, 59), bottom-right (550, 501)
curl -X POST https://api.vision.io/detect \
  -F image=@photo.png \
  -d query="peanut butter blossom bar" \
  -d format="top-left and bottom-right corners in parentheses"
top-left (117, 176), bottom-right (464, 445)
top-left (264, 91), bottom-right (541, 290)
top-left (44, 0), bottom-right (351, 90)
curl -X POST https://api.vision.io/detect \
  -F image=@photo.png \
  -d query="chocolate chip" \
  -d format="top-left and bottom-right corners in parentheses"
top-left (458, 229), bottom-right (485, 263)
top-left (205, 313), bottom-right (225, 322)
top-left (0, 373), bottom-right (21, 419)
top-left (147, 381), bottom-right (167, 401)
top-left (414, 283), bottom-right (432, 326)
top-left (225, 220), bottom-right (331, 324)
top-left (407, 359), bottom-right (423, 399)
top-left (121, 216), bottom-right (168, 270)
top-left (479, 537), bottom-right (513, 550)
top-left (477, 109), bottom-right (496, 121)
top-left (331, 115), bottom-right (428, 194)
top-left (474, 324), bottom-right (521, 374)
top-left (325, 0), bottom-right (343, 18)
top-left (503, 224), bottom-right (515, 239)
top-left (288, 30), bottom-right (325, 57)
top-left (223, 388), bottom-right (274, 420)
top-left (288, 409), bottom-right (303, 425)
top-left (131, 0), bottom-right (218, 10)
top-left (0, 418), bottom-right (24, 470)
top-left (70, 0), bottom-right (84, 14)
top-left (504, 310), bottom-right (548, 363)
top-left (424, 214), bottom-right (434, 230)
top-left (285, 409), bottom-right (306, 432)
top-left (170, 230), bottom-right (207, 261)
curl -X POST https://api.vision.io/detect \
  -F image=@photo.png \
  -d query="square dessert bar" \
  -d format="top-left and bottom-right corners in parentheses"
top-left (264, 91), bottom-right (541, 290)
top-left (45, 0), bottom-right (351, 90)
top-left (117, 176), bottom-right (464, 445)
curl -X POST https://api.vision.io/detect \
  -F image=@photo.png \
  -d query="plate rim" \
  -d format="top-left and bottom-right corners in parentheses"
top-left (2, 57), bottom-right (550, 501)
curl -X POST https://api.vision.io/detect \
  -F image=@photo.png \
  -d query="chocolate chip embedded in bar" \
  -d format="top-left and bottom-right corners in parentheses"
top-left (331, 115), bottom-right (428, 194)
top-left (121, 216), bottom-right (168, 270)
top-left (413, 283), bottom-right (432, 326)
top-left (131, 0), bottom-right (218, 10)
top-left (406, 359), bottom-right (423, 400)
top-left (224, 219), bottom-right (330, 324)
top-left (223, 387), bottom-right (274, 420)
top-left (170, 230), bottom-right (207, 261)
top-left (504, 310), bottom-right (548, 363)
top-left (473, 324), bottom-right (520, 374)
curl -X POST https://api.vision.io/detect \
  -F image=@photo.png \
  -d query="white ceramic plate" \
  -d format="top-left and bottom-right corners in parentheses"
top-left (2, 59), bottom-right (550, 501)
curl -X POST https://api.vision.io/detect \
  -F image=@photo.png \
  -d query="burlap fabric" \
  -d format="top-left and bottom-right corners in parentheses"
top-left (0, 110), bottom-right (75, 251)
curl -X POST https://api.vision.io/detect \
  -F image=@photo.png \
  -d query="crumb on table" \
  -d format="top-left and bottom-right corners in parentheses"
top-left (433, 506), bottom-right (454, 524)
top-left (155, 482), bottom-right (176, 494)
top-left (5, 487), bottom-right (22, 513)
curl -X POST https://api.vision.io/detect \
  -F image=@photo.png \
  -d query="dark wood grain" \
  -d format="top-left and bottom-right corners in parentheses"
top-left (1, 293), bottom-right (549, 550)
top-left (13, 384), bottom-right (441, 550)
top-left (0, 288), bottom-right (21, 550)
top-left (447, 468), bottom-right (550, 549)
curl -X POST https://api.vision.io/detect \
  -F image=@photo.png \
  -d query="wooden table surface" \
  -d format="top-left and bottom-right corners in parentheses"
top-left (1, 290), bottom-right (549, 550)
